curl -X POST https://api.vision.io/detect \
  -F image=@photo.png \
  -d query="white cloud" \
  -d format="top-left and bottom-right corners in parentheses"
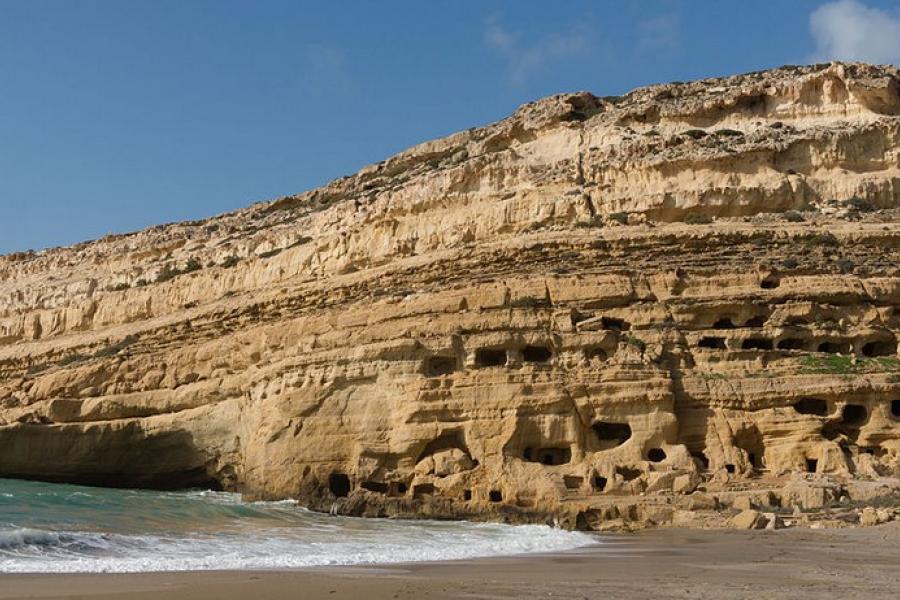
top-left (638, 14), bottom-right (681, 53)
top-left (484, 18), bottom-right (591, 85)
top-left (810, 0), bottom-right (900, 64)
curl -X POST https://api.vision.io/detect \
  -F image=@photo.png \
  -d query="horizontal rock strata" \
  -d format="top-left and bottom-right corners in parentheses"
top-left (2, 62), bottom-right (900, 529)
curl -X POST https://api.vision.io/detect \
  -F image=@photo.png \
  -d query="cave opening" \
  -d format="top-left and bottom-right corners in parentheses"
top-left (475, 348), bottom-right (507, 367)
top-left (744, 315), bottom-right (768, 327)
top-left (818, 341), bottom-right (849, 354)
top-left (777, 337), bottom-right (806, 350)
top-left (593, 476), bottom-right (608, 491)
top-left (892, 400), bottom-right (900, 418)
top-left (794, 398), bottom-right (829, 416)
top-left (328, 473), bottom-right (351, 497)
top-left (592, 421), bottom-right (632, 449)
top-left (742, 338), bottom-right (773, 351)
top-left (361, 481), bottom-right (388, 494)
top-left (616, 466), bottom-right (641, 481)
top-left (413, 483), bottom-right (435, 498)
top-left (647, 448), bottom-right (667, 462)
top-left (523, 446), bottom-right (571, 465)
top-left (725, 464), bottom-right (736, 474)
top-left (842, 404), bottom-right (868, 425)
top-left (463, 489), bottom-right (472, 501)
top-left (563, 475), bottom-right (583, 490)
top-left (712, 317), bottom-right (736, 329)
top-left (862, 340), bottom-right (896, 358)
top-left (805, 458), bottom-right (818, 473)
top-left (601, 317), bottom-right (630, 331)
top-left (489, 490), bottom-right (502, 502)
top-left (699, 336), bottom-right (727, 349)
top-left (522, 345), bottom-right (552, 363)
top-left (760, 277), bottom-right (780, 289)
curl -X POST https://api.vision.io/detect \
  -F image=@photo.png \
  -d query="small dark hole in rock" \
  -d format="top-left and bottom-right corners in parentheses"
top-left (712, 317), bottom-right (735, 329)
top-left (805, 458), bottom-right (818, 473)
top-left (699, 336), bottom-right (726, 349)
top-left (328, 473), bottom-right (351, 497)
top-left (777, 337), bottom-right (806, 350)
top-left (601, 317), bottom-right (630, 331)
top-left (842, 404), bottom-right (867, 425)
top-left (489, 490), bottom-right (502, 502)
top-left (647, 448), bottom-right (666, 462)
top-left (744, 315), bottom-right (767, 327)
top-left (522, 345), bottom-right (552, 363)
top-left (463, 489), bottom-right (472, 501)
top-left (725, 464), bottom-right (736, 474)
top-left (593, 476), bottom-right (608, 491)
top-left (742, 338), bottom-right (772, 351)
top-left (475, 348), bottom-right (507, 367)
top-left (794, 398), bottom-right (828, 416)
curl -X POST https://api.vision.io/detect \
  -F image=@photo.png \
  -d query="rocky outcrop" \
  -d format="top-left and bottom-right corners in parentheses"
top-left (2, 62), bottom-right (900, 530)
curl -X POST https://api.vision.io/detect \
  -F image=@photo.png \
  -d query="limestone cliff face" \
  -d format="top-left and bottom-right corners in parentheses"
top-left (2, 62), bottom-right (900, 528)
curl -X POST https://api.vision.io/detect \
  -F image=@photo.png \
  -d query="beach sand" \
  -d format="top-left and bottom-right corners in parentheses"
top-left (1, 522), bottom-right (898, 600)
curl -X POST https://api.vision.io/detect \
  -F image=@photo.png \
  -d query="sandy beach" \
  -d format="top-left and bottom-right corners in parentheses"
top-left (2, 522), bottom-right (898, 600)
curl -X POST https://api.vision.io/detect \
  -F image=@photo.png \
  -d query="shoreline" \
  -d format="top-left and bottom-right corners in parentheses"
top-left (2, 524), bottom-right (898, 599)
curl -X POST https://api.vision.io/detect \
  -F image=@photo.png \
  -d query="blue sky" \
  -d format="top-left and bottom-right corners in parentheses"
top-left (2, 0), bottom-right (899, 253)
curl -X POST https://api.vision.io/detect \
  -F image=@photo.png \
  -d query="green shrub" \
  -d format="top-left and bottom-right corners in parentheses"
top-left (783, 210), bottom-right (804, 222)
top-left (715, 128), bottom-right (744, 137)
top-left (609, 212), bottom-right (629, 225)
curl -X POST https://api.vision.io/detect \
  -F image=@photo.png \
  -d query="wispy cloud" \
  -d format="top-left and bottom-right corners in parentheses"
top-left (484, 17), bottom-right (591, 86)
top-left (810, 0), bottom-right (900, 64)
top-left (638, 13), bottom-right (681, 54)
top-left (300, 44), bottom-right (352, 95)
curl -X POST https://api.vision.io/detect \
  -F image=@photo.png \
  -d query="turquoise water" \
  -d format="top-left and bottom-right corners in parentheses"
top-left (0, 478), bottom-right (593, 573)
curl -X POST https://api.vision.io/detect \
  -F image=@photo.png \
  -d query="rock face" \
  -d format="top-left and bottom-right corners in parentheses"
top-left (2, 62), bottom-right (900, 529)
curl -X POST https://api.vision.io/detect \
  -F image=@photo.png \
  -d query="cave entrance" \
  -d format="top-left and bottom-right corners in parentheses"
top-left (744, 315), bottom-right (768, 327)
top-left (805, 458), bottom-right (818, 473)
top-left (475, 348), bottom-right (507, 367)
top-left (647, 448), bottom-right (667, 462)
top-left (892, 400), bottom-right (900, 419)
top-left (734, 425), bottom-right (765, 470)
top-left (522, 345), bottom-right (552, 363)
top-left (712, 317), bottom-right (736, 329)
top-left (818, 341), bottom-right (849, 354)
top-left (328, 473), bottom-right (351, 497)
top-left (592, 421), bottom-right (632, 449)
top-left (842, 404), bottom-right (868, 426)
top-left (601, 317), bottom-right (630, 331)
top-left (524, 447), bottom-right (571, 466)
top-left (742, 338), bottom-right (773, 351)
top-left (777, 338), bottom-right (806, 350)
top-left (862, 340), bottom-right (896, 358)
top-left (794, 398), bottom-right (829, 416)
top-left (699, 336), bottom-right (726, 349)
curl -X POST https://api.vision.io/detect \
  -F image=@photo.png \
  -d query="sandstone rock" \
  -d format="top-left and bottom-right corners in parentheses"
top-left (732, 510), bottom-right (767, 530)
top-left (1, 63), bottom-right (900, 528)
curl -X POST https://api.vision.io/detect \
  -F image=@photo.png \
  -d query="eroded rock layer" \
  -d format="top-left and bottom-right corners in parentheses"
top-left (3, 62), bottom-right (900, 529)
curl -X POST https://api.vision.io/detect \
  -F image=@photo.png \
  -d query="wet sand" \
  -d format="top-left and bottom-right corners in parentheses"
top-left (1, 523), bottom-right (898, 600)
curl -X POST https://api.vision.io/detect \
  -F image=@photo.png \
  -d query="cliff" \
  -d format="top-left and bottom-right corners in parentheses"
top-left (2, 62), bottom-right (900, 530)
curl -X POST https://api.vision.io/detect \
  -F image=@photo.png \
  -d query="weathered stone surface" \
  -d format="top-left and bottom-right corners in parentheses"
top-left (1, 62), bottom-right (900, 529)
top-left (732, 509), bottom-right (767, 530)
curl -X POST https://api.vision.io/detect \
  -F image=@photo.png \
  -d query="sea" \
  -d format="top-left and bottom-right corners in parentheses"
top-left (0, 478), bottom-right (593, 573)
